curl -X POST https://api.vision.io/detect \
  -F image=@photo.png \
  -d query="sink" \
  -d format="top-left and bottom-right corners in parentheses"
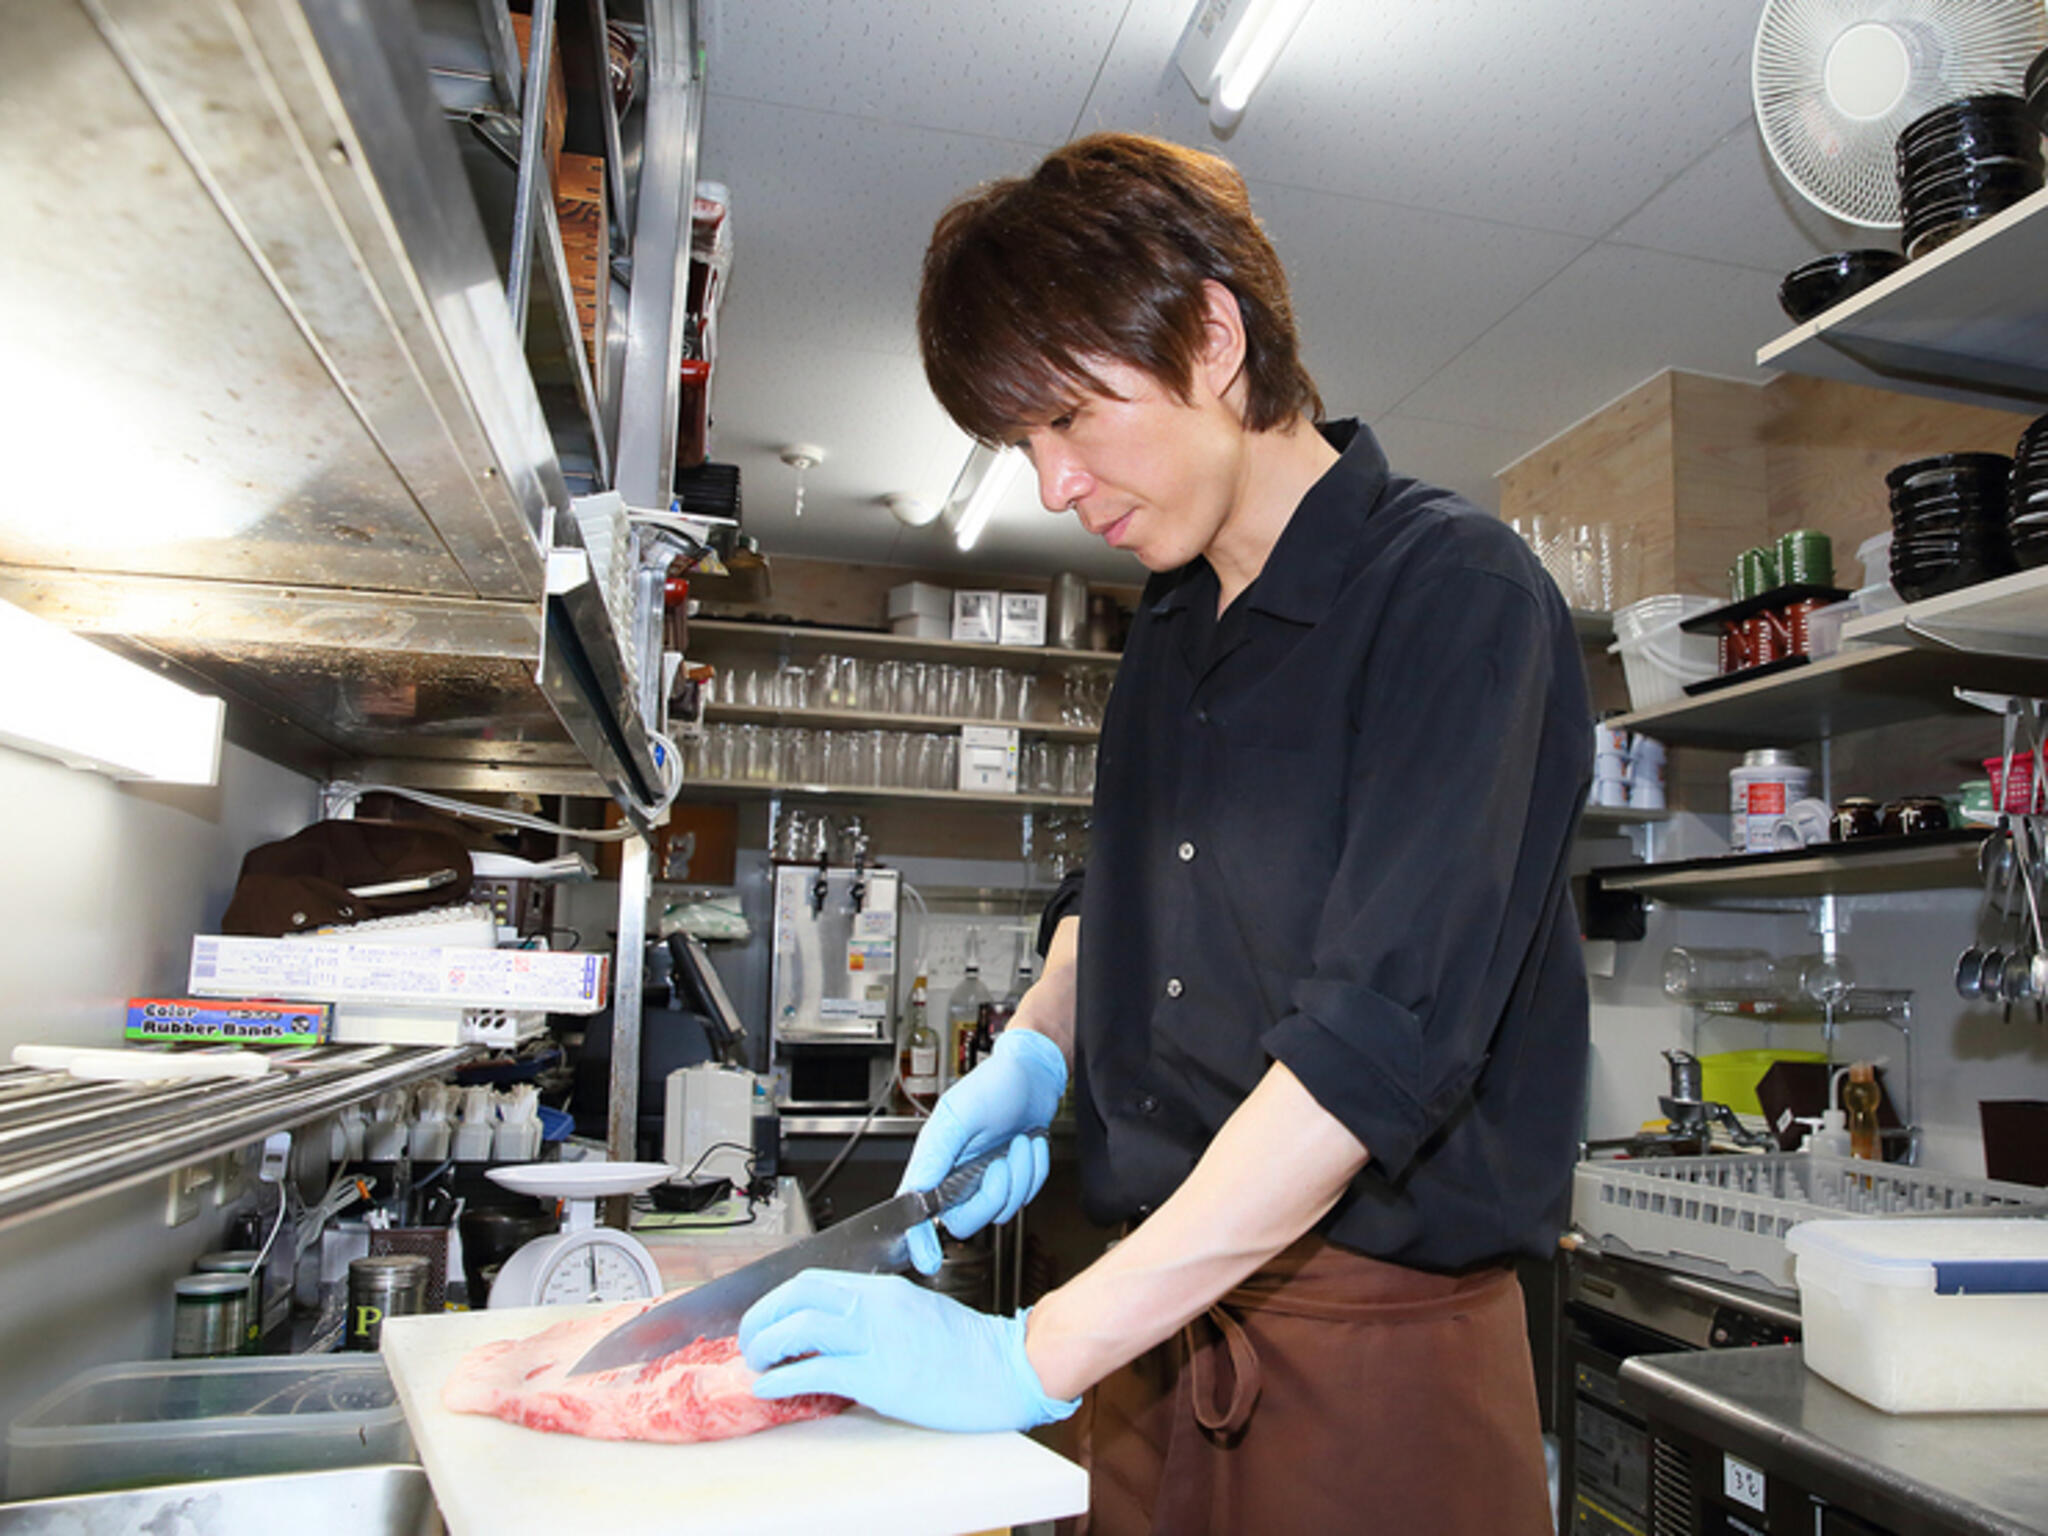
top-left (0, 1464), bottom-right (439, 1535)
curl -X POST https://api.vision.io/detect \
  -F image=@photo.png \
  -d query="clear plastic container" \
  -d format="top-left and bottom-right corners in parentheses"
top-left (1608, 594), bottom-right (1719, 709)
top-left (1787, 1218), bottom-right (2048, 1413)
top-left (8, 1356), bottom-right (412, 1499)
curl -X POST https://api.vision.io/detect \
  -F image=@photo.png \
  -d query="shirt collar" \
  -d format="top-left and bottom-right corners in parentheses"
top-left (1150, 419), bottom-right (1387, 621)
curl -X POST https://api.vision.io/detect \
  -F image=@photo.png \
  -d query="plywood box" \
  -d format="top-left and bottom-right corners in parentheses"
top-left (557, 152), bottom-right (608, 379)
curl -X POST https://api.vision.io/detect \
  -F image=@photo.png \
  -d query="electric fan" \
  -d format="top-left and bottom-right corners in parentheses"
top-left (1753, 0), bottom-right (2048, 227)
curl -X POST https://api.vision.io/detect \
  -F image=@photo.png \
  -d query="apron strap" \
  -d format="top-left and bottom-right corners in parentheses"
top-left (1182, 1302), bottom-right (1262, 1436)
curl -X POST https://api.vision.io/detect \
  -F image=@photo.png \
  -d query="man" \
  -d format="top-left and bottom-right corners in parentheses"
top-left (739, 132), bottom-right (1590, 1534)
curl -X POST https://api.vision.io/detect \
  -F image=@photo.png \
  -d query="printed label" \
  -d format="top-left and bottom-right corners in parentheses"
top-left (1745, 782), bottom-right (1789, 817)
top-left (1722, 1453), bottom-right (1766, 1513)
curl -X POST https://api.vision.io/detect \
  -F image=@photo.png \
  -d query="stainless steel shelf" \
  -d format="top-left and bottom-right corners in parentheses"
top-left (1612, 644), bottom-right (2048, 748)
top-left (0, 0), bottom-right (686, 825)
top-left (1592, 831), bottom-right (1982, 903)
top-left (687, 619), bottom-right (1122, 670)
top-left (0, 1045), bottom-right (475, 1234)
top-left (1756, 185), bottom-right (2048, 412)
top-left (1581, 805), bottom-right (1670, 828)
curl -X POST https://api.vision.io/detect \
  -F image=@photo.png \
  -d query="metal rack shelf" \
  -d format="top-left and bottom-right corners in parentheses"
top-left (1843, 564), bottom-right (2048, 661)
top-left (1591, 830), bottom-right (1982, 904)
top-left (1756, 185), bottom-right (2048, 412)
top-left (0, 1045), bottom-right (475, 1235)
top-left (1611, 644), bottom-right (2048, 748)
top-left (705, 702), bottom-right (1100, 741)
top-left (676, 779), bottom-right (1092, 810)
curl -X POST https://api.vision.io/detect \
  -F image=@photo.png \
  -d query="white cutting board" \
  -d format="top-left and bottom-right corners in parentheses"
top-left (381, 1306), bottom-right (1088, 1536)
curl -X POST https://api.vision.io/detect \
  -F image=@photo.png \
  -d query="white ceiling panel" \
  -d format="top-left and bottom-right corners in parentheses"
top-left (700, 96), bottom-right (1041, 357)
top-left (1606, 120), bottom-right (1869, 274)
top-left (704, 0), bottom-right (1131, 145)
top-left (1078, 0), bottom-right (1763, 237)
top-left (1251, 180), bottom-right (1591, 420)
top-left (1391, 243), bottom-right (1786, 435)
top-left (1369, 414), bottom-right (1550, 516)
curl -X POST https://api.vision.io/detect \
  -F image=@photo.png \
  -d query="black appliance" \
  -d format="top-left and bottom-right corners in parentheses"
top-left (1561, 1247), bottom-right (1800, 1536)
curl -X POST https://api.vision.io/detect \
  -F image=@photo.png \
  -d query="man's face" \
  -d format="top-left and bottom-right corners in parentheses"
top-left (1010, 355), bottom-right (1246, 573)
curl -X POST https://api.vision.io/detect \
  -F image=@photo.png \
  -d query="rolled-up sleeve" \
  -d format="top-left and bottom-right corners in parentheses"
top-left (1260, 565), bottom-right (1582, 1180)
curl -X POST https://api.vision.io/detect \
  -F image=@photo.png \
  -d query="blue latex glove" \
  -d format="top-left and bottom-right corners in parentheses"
top-left (898, 1027), bottom-right (1066, 1274)
top-left (740, 1269), bottom-right (1078, 1433)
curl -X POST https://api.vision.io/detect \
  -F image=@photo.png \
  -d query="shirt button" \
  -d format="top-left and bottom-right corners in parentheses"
top-left (1196, 709), bottom-right (1210, 724)
top-left (1135, 1093), bottom-right (1160, 1116)
top-left (1165, 977), bottom-right (1184, 998)
top-left (1177, 840), bottom-right (1196, 862)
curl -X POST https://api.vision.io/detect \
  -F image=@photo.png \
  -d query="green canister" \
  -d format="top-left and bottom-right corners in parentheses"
top-left (1776, 528), bottom-right (1833, 588)
top-left (1731, 546), bottom-right (1779, 601)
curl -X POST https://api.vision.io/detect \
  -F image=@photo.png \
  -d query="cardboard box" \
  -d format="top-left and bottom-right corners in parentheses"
top-left (887, 582), bottom-right (951, 623)
top-left (998, 592), bottom-right (1047, 647)
top-left (890, 614), bottom-right (949, 639)
top-left (556, 152), bottom-right (608, 380)
top-left (125, 997), bottom-right (331, 1045)
top-left (957, 725), bottom-right (1019, 793)
top-left (189, 936), bottom-right (609, 1013)
top-left (951, 590), bottom-right (1000, 643)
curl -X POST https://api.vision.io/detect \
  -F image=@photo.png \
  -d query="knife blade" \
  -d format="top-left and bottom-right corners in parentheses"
top-left (565, 1129), bottom-right (1043, 1377)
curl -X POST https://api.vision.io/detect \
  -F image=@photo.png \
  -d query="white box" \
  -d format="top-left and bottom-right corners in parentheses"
top-left (887, 581), bottom-right (951, 622)
top-left (889, 613), bottom-right (949, 639)
top-left (1786, 1217), bottom-right (2048, 1413)
top-left (951, 590), bottom-right (999, 643)
top-left (998, 592), bottom-right (1047, 647)
top-left (189, 935), bottom-right (610, 1013)
top-left (957, 725), bottom-right (1019, 793)
top-left (664, 1064), bottom-right (757, 1186)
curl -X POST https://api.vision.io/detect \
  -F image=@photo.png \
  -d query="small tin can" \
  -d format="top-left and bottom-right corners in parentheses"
top-left (347, 1253), bottom-right (430, 1352)
top-left (172, 1272), bottom-right (253, 1359)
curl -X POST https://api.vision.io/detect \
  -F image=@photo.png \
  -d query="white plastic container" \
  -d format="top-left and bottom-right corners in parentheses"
top-left (1786, 1218), bottom-right (2048, 1413)
top-left (1608, 594), bottom-right (1719, 709)
top-left (1856, 531), bottom-right (1894, 591)
top-left (1730, 749), bottom-right (1811, 852)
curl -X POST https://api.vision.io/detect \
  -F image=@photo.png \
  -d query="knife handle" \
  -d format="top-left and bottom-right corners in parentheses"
top-left (925, 1128), bottom-right (1050, 1219)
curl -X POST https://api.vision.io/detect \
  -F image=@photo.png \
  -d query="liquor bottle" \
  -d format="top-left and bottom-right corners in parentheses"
top-left (898, 970), bottom-right (939, 1111)
top-left (1843, 1060), bottom-right (1882, 1161)
top-left (946, 928), bottom-right (992, 1087)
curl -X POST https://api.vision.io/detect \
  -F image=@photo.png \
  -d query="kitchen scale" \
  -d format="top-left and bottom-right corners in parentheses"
top-left (483, 1162), bottom-right (672, 1308)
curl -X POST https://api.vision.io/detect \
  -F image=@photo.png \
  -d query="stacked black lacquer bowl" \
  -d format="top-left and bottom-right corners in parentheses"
top-left (1887, 453), bottom-right (2015, 600)
top-left (1896, 94), bottom-right (2045, 259)
top-left (2013, 414), bottom-right (2048, 571)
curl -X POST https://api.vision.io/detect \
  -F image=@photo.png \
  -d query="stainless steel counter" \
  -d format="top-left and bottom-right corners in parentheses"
top-left (1621, 1345), bottom-right (2048, 1534)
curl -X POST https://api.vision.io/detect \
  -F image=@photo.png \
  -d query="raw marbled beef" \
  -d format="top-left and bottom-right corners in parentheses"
top-left (443, 1298), bottom-right (847, 1443)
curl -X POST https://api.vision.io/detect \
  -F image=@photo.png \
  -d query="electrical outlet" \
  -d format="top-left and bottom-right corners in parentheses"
top-left (164, 1161), bottom-right (213, 1227)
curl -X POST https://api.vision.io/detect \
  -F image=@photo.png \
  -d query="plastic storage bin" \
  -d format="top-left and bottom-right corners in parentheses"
top-left (8, 1356), bottom-right (413, 1499)
top-left (1786, 1218), bottom-right (2048, 1413)
top-left (1609, 594), bottom-right (1719, 709)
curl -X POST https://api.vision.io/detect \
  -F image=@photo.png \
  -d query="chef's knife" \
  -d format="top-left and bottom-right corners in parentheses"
top-left (566, 1129), bottom-right (1044, 1377)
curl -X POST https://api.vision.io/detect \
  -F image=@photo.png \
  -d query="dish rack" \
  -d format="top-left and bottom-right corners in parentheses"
top-left (1573, 1152), bottom-right (2046, 1295)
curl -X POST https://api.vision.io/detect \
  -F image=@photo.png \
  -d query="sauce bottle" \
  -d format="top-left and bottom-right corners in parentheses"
top-left (1843, 1060), bottom-right (1882, 1161)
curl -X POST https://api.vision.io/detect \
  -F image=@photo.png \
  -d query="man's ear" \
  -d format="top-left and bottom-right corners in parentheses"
top-left (1196, 279), bottom-right (1249, 406)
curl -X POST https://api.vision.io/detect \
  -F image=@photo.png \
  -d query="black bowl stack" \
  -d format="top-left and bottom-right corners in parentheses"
top-left (1777, 250), bottom-right (1907, 323)
top-left (2013, 414), bottom-right (2048, 571)
top-left (1886, 452), bottom-right (2015, 600)
top-left (1896, 94), bottom-right (2045, 260)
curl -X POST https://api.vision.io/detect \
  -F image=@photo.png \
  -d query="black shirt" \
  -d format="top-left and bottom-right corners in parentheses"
top-left (1052, 419), bottom-right (1590, 1271)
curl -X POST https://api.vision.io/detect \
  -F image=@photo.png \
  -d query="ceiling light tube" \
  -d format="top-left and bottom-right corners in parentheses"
top-left (1178, 0), bottom-right (1317, 131)
top-left (948, 448), bottom-right (1027, 553)
top-left (0, 599), bottom-right (225, 785)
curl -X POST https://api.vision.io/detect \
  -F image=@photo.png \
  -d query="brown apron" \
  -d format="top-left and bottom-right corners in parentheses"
top-left (1058, 1235), bottom-right (1552, 1536)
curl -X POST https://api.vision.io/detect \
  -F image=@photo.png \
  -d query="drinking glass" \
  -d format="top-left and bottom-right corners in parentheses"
top-left (898, 661), bottom-right (927, 717)
top-left (881, 730), bottom-right (910, 788)
top-left (1014, 673), bottom-right (1039, 723)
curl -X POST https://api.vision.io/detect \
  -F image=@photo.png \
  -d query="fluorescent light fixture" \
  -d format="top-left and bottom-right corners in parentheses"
top-left (1177, 0), bottom-right (1317, 131)
top-left (945, 447), bottom-right (1028, 553)
top-left (0, 599), bottom-right (225, 785)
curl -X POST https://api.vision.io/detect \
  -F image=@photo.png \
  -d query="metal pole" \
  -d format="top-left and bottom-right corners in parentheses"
top-left (505, 0), bottom-right (559, 334)
top-left (606, 832), bottom-right (652, 1225)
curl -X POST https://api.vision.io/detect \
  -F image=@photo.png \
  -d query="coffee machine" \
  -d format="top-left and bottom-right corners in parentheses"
top-left (767, 863), bottom-right (900, 1110)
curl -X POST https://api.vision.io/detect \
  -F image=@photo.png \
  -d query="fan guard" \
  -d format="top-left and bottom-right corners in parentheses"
top-left (1753, 0), bottom-right (2047, 228)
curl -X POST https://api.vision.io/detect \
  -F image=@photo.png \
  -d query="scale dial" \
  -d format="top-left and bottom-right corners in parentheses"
top-left (488, 1228), bottom-right (664, 1308)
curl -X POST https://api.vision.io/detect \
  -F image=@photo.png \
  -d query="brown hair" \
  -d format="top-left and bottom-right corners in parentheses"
top-left (918, 132), bottom-right (1322, 444)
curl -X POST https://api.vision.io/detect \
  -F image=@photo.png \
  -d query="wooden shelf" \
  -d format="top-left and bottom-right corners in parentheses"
top-left (1843, 564), bottom-right (2048, 661)
top-left (676, 779), bottom-right (1091, 810)
top-left (1756, 186), bottom-right (2048, 413)
top-left (1612, 643), bottom-right (2048, 748)
top-left (1581, 805), bottom-right (1670, 828)
top-left (686, 618), bottom-right (1121, 669)
top-left (1592, 829), bottom-right (1981, 903)
top-left (1572, 609), bottom-right (1614, 645)
top-left (705, 702), bottom-right (1099, 741)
